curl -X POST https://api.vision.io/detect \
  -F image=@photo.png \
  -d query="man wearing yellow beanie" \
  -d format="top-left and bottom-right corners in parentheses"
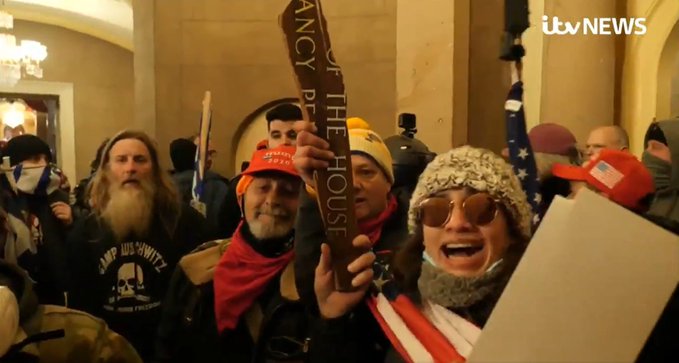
top-left (292, 117), bottom-right (410, 330)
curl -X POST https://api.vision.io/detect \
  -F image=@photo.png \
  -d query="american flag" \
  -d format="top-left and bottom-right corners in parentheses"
top-left (505, 81), bottom-right (542, 227)
top-left (191, 91), bottom-right (212, 216)
top-left (365, 252), bottom-right (479, 363)
top-left (589, 161), bottom-right (623, 189)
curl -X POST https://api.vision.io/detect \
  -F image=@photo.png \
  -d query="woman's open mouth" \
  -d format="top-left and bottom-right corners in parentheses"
top-left (442, 243), bottom-right (484, 257)
top-left (438, 242), bottom-right (487, 275)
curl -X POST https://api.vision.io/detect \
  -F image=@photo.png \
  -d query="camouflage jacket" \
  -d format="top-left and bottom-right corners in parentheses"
top-left (0, 261), bottom-right (142, 363)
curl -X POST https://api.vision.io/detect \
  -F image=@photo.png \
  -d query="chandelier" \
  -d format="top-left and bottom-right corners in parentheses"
top-left (0, 9), bottom-right (47, 87)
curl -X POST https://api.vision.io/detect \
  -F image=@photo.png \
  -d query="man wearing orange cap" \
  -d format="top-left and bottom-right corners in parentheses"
top-left (552, 149), bottom-right (654, 212)
top-left (222, 104), bottom-right (305, 238)
top-left (155, 145), bottom-right (310, 363)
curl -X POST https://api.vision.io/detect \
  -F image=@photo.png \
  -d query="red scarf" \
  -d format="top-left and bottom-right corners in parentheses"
top-left (358, 194), bottom-right (398, 244)
top-left (214, 223), bottom-right (294, 333)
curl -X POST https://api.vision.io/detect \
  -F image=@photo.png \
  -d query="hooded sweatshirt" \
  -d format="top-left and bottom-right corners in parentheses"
top-left (643, 119), bottom-right (679, 226)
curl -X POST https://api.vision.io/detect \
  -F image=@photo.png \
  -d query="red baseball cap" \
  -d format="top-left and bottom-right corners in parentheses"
top-left (242, 145), bottom-right (298, 177)
top-left (551, 149), bottom-right (654, 211)
top-left (236, 145), bottom-right (299, 197)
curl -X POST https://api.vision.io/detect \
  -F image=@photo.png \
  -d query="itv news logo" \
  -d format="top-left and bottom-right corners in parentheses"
top-left (542, 15), bottom-right (647, 35)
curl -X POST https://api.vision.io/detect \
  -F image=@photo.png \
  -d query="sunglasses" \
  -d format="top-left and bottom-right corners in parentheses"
top-left (418, 193), bottom-right (500, 228)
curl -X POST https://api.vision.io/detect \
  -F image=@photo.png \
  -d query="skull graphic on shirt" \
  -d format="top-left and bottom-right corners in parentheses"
top-left (117, 262), bottom-right (145, 298)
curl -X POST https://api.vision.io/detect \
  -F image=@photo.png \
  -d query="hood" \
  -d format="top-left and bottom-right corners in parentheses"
top-left (655, 119), bottom-right (679, 186)
top-left (645, 120), bottom-right (679, 222)
top-left (0, 261), bottom-right (39, 323)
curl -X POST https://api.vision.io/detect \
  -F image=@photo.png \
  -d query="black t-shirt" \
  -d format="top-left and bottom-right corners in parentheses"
top-left (66, 204), bottom-right (208, 360)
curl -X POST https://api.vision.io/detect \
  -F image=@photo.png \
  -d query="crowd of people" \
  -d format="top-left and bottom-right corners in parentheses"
top-left (0, 89), bottom-right (677, 363)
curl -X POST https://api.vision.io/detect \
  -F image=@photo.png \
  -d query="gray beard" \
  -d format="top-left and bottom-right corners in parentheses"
top-left (417, 259), bottom-right (509, 310)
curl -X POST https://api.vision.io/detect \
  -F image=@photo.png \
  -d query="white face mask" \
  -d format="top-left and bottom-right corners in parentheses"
top-left (6, 164), bottom-right (62, 196)
top-left (0, 286), bottom-right (19, 357)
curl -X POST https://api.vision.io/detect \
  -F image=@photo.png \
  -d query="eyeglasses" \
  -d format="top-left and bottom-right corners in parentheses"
top-left (417, 193), bottom-right (500, 228)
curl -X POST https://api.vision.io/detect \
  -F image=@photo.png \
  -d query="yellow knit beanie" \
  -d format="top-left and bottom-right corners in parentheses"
top-left (347, 117), bottom-right (394, 184)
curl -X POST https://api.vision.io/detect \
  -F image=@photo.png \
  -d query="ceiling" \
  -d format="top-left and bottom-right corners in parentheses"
top-left (4, 0), bottom-right (133, 50)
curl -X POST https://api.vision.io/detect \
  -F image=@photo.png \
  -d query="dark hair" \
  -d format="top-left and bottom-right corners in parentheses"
top-left (644, 122), bottom-right (667, 147)
top-left (90, 138), bottom-right (110, 171)
top-left (265, 104), bottom-right (302, 128)
top-left (392, 225), bottom-right (425, 302)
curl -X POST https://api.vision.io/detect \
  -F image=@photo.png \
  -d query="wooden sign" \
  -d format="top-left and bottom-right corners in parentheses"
top-left (280, 0), bottom-right (363, 291)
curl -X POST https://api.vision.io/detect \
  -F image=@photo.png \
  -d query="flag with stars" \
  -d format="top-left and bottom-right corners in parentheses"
top-left (505, 81), bottom-right (542, 227)
top-left (365, 252), bottom-right (480, 363)
top-left (191, 91), bottom-right (212, 217)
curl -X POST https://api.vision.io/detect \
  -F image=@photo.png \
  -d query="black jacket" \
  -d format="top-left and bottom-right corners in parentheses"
top-left (294, 188), bottom-right (410, 363)
top-left (1, 188), bottom-right (71, 306)
top-left (171, 170), bottom-right (230, 239)
top-left (66, 204), bottom-right (208, 361)
top-left (155, 235), bottom-right (311, 363)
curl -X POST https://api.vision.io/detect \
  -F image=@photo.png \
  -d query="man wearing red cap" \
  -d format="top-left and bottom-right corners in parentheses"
top-left (222, 104), bottom-right (305, 239)
top-left (155, 145), bottom-right (309, 363)
top-left (552, 149), bottom-right (654, 212)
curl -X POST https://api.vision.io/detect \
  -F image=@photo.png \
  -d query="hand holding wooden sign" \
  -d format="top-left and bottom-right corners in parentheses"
top-left (281, 0), bottom-right (366, 292)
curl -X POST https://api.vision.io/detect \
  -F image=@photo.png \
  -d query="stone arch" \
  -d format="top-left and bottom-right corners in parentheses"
top-left (621, 0), bottom-right (679, 154)
top-left (6, 0), bottom-right (132, 50)
top-left (230, 97), bottom-right (299, 175)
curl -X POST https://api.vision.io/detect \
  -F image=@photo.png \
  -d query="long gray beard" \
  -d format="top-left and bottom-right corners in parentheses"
top-left (102, 183), bottom-right (154, 241)
top-left (417, 259), bottom-right (509, 309)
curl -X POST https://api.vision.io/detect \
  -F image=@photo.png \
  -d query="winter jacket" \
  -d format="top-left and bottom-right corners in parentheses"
top-left (294, 188), bottom-right (410, 363)
top-left (66, 204), bottom-right (209, 361)
top-left (155, 238), bottom-right (311, 363)
top-left (0, 187), bottom-right (71, 306)
top-left (172, 170), bottom-right (230, 239)
top-left (0, 260), bottom-right (142, 363)
top-left (645, 120), bottom-right (679, 224)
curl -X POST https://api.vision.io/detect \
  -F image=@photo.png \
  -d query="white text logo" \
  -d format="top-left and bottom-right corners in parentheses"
top-left (542, 16), bottom-right (647, 35)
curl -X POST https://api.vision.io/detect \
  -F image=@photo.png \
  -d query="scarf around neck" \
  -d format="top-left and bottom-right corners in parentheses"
top-left (358, 194), bottom-right (398, 244)
top-left (214, 222), bottom-right (294, 333)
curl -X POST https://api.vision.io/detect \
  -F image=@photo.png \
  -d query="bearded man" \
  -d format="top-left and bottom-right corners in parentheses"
top-left (66, 130), bottom-right (209, 361)
top-left (155, 145), bottom-right (308, 363)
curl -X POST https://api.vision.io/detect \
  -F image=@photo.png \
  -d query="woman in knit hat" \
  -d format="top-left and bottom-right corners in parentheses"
top-left (308, 146), bottom-right (533, 363)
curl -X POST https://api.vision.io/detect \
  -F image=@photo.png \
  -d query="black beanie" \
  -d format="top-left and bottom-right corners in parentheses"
top-left (644, 122), bottom-right (667, 147)
top-left (4, 135), bottom-right (52, 166)
top-left (170, 138), bottom-right (197, 172)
